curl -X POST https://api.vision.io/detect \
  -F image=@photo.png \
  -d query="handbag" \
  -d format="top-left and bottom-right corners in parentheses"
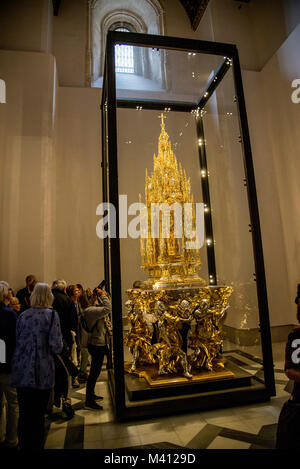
top-left (78, 311), bottom-right (98, 349)
top-left (284, 379), bottom-right (294, 394)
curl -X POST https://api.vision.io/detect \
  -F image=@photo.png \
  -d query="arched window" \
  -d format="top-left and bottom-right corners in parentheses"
top-left (113, 27), bottom-right (135, 74)
top-left (90, 0), bottom-right (166, 87)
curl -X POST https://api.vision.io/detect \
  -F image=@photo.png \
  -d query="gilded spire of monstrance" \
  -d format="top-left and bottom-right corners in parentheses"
top-left (158, 112), bottom-right (166, 129)
top-left (140, 114), bottom-right (205, 288)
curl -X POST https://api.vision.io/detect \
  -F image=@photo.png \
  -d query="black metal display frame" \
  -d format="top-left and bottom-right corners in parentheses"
top-left (101, 30), bottom-right (275, 421)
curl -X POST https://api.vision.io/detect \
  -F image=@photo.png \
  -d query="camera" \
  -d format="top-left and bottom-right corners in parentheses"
top-left (97, 280), bottom-right (106, 290)
top-left (93, 280), bottom-right (107, 297)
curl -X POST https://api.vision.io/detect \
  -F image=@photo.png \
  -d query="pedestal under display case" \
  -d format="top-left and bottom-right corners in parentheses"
top-left (101, 31), bottom-right (275, 421)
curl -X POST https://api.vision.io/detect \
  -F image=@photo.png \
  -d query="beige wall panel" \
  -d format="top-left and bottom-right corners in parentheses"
top-left (52, 0), bottom-right (87, 87)
top-left (55, 86), bottom-right (103, 288)
top-left (259, 23), bottom-right (300, 325)
top-left (0, 50), bottom-right (57, 291)
top-left (0, 0), bottom-right (52, 53)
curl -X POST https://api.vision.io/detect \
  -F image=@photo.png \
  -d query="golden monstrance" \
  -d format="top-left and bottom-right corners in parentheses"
top-left (124, 114), bottom-right (233, 384)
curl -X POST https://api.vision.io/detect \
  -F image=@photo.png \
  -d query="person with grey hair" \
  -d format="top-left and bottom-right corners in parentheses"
top-left (11, 282), bottom-right (63, 449)
top-left (0, 281), bottom-right (18, 449)
top-left (52, 279), bottom-right (67, 291)
top-left (0, 280), bottom-right (9, 287)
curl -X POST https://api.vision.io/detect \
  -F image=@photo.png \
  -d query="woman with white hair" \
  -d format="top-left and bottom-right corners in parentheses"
top-left (11, 282), bottom-right (63, 449)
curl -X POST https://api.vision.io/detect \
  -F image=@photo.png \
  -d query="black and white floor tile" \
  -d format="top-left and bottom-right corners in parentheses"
top-left (43, 342), bottom-right (290, 450)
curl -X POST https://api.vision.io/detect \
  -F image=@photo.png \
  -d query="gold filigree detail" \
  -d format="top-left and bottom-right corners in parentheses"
top-left (140, 114), bottom-right (204, 288)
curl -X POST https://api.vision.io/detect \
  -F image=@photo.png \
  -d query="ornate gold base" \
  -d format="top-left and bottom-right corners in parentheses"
top-left (126, 284), bottom-right (233, 308)
top-left (148, 276), bottom-right (207, 290)
top-left (124, 360), bottom-right (234, 388)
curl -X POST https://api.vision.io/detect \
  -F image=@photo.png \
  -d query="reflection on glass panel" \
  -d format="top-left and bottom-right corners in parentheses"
top-left (202, 69), bottom-right (262, 360)
top-left (115, 46), bottom-right (222, 102)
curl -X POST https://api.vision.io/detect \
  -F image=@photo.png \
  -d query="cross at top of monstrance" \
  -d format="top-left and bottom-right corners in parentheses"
top-left (139, 114), bottom-right (206, 289)
top-left (158, 112), bottom-right (167, 129)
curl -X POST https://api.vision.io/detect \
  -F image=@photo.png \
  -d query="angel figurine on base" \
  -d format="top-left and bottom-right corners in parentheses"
top-left (124, 300), bottom-right (155, 372)
top-left (152, 300), bottom-right (193, 379)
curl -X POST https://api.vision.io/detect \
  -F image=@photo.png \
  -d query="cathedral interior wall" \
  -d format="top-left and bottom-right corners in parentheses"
top-left (55, 85), bottom-right (103, 288)
top-left (52, 0), bottom-right (87, 87)
top-left (0, 0), bottom-right (53, 54)
top-left (0, 50), bottom-right (57, 290)
top-left (1, 0), bottom-right (300, 340)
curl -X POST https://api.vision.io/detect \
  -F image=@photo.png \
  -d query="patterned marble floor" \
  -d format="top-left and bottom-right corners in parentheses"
top-left (43, 342), bottom-right (290, 450)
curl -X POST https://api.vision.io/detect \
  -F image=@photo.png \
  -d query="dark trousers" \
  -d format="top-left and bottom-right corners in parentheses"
top-left (276, 399), bottom-right (300, 448)
top-left (17, 387), bottom-right (51, 449)
top-left (86, 344), bottom-right (107, 403)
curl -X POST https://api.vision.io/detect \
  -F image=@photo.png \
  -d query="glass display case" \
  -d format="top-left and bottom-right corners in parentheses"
top-left (101, 31), bottom-right (275, 420)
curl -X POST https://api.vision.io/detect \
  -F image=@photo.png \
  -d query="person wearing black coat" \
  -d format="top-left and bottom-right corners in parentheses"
top-left (0, 281), bottom-right (18, 449)
top-left (16, 274), bottom-right (37, 313)
top-left (51, 280), bottom-right (77, 350)
top-left (51, 279), bottom-right (78, 417)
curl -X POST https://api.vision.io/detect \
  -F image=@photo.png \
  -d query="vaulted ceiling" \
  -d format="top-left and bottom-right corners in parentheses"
top-left (52, 0), bottom-right (211, 32)
top-left (179, 0), bottom-right (210, 31)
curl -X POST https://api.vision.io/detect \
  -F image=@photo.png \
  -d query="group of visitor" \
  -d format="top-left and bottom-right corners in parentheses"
top-left (0, 275), bottom-right (112, 449)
